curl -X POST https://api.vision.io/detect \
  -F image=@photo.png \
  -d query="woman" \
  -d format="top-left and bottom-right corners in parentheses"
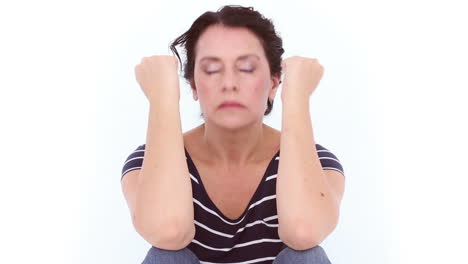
top-left (121, 5), bottom-right (345, 264)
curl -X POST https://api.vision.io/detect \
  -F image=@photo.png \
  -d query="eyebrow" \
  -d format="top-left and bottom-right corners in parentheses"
top-left (199, 54), bottom-right (260, 63)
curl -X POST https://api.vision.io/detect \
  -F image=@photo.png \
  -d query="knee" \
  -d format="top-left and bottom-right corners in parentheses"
top-left (273, 245), bottom-right (331, 264)
top-left (141, 246), bottom-right (199, 264)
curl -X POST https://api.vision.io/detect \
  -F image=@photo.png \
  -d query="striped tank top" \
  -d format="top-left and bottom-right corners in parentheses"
top-left (121, 143), bottom-right (344, 264)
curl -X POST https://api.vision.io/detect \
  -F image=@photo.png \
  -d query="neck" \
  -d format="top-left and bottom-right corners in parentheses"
top-left (201, 121), bottom-right (267, 167)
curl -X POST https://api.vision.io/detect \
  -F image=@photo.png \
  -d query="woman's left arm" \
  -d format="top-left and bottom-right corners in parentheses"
top-left (276, 57), bottom-right (345, 250)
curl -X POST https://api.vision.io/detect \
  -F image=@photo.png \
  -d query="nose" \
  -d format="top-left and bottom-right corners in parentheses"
top-left (221, 69), bottom-right (239, 92)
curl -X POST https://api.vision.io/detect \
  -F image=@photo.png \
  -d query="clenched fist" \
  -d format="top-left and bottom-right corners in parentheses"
top-left (134, 55), bottom-right (181, 103)
top-left (280, 56), bottom-right (324, 102)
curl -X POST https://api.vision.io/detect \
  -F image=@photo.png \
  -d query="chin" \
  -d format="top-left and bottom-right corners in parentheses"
top-left (211, 114), bottom-right (260, 130)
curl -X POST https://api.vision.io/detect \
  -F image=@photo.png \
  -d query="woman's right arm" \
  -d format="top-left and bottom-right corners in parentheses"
top-left (121, 56), bottom-right (195, 250)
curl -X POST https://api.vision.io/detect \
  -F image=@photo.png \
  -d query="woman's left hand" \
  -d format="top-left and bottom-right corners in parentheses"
top-left (280, 56), bottom-right (324, 102)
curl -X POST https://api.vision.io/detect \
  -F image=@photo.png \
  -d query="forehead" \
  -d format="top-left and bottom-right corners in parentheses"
top-left (195, 24), bottom-right (265, 63)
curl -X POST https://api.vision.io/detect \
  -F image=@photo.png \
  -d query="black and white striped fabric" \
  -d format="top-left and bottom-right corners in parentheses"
top-left (121, 143), bottom-right (344, 264)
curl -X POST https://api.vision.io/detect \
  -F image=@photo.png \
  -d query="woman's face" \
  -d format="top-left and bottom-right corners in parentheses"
top-left (191, 24), bottom-right (280, 129)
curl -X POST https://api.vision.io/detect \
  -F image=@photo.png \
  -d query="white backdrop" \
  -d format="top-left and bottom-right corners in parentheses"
top-left (0, 0), bottom-right (466, 263)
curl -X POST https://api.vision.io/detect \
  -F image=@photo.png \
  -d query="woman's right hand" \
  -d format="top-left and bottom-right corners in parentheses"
top-left (134, 55), bottom-right (180, 103)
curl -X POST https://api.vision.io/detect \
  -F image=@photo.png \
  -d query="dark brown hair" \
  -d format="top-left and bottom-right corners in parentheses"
top-left (169, 5), bottom-right (284, 117)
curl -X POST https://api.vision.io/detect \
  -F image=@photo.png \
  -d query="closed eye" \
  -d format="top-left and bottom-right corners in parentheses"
top-left (205, 69), bottom-right (254, 75)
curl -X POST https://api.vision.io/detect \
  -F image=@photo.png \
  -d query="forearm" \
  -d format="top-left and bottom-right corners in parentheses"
top-left (135, 99), bottom-right (195, 236)
top-left (277, 97), bottom-right (339, 247)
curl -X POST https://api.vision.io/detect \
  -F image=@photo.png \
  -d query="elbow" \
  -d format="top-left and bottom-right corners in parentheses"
top-left (134, 217), bottom-right (196, 251)
top-left (280, 224), bottom-right (322, 250)
top-left (158, 223), bottom-right (195, 250)
top-left (280, 211), bottom-right (339, 251)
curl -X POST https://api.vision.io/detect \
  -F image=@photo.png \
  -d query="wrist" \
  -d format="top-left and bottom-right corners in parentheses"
top-left (149, 97), bottom-right (180, 110)
top-left (281, 92), bottom-right (310, 106)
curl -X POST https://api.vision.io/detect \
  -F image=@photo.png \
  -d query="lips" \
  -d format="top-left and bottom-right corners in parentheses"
top-left (219, 101), bottom-right (245, 108)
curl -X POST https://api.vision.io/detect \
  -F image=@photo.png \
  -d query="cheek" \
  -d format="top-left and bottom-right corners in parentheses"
top-left (197, 84), bottom-right (212, 99)
top-left (195, 72), bottom-right (269, 102)
top-left (250, 78), bottom-right (270, 98)
top-left (194, 75), bottom-right (210, 97)
top-left (195, 79), bottom-right (217, 110)
top-left (244, 80), bottom-right (270, 111)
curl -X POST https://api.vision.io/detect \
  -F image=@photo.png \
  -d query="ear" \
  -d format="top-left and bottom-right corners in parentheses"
top-left (268, 74), bottom-right (281, 101)
top-left (190, 79), bottom-right (198, 101)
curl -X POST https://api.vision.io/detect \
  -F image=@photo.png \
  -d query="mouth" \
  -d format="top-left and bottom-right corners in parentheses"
top-left (219, 101), bottom-right (245, 109)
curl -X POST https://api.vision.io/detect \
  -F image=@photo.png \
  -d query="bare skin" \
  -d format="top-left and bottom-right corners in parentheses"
top-left (183, 123), bottom-right (281, 220)
top-left (181, 24), bottom-right (282, 220)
